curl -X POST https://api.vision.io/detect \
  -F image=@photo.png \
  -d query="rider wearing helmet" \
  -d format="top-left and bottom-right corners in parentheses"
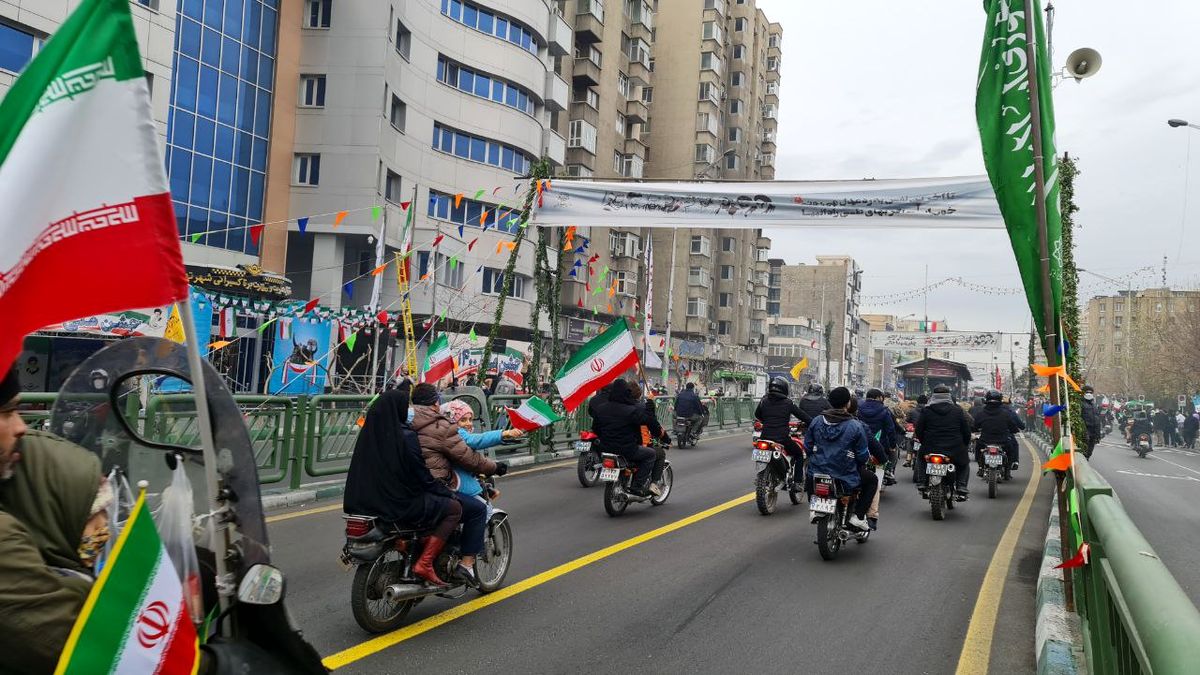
top-left (755, 377), bottom-right (813, 462)
top-left (798, 383), bottom-right (831, 421)
top-left (972, 389), bottom-right (1025, 474)
top-left (1080, 386), bottom-right (1102, 459)
top-left (915, 384), bottom-right (974, 500)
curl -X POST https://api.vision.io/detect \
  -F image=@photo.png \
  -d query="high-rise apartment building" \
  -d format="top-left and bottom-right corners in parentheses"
top-left (769, 256), bottom-right (865, 387)
top-left (1082, 288), bottom-right (1200, 393)
top-left (280, 0), bottom-right (572, 347)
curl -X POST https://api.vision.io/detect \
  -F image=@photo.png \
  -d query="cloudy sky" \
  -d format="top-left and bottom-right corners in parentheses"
top-left (756, 0), bottom-right (1200, 334)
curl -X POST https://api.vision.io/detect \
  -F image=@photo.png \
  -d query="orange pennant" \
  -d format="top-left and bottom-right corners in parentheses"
top-left (209, 340), bottom-right (232, 351)
top-left (1032, 364), bottom-right (1064, 378)
top-left (371, 263), bottom-right (388, 276)
top-left (480, 209), bottom-right (489, 225)
top-left (455, 193), bottom-right (464, 208)
top-left (334, 211), bottom-right (347, 227)
top-left (1062, 372), bottom-right (1082, 392)
top-left (356, 416), bottom-right (366, 428)
top-left (536, 180), bottom-right (544, 196)
top-left (503, 241), bottom-right (517, 251)
top-left (496, 241), bottom-right (503, 254)
top-left (1042, 452), bottom-right (1073, 472)
top-left (606, 303), bottom-right (613, 313)
top-left (1034, 384), bottom-right (1050, 393)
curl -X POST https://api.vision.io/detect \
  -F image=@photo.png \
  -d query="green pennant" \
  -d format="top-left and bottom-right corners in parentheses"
top-left (1068, 488), bottom-right (1082, 547)
top-left (592, 306), bottom-right (597, 317)
top-left (449, 255), bottom-right (458, 270)
top-left (191, 233), bottom-right (202, 243)
top-left (592, 285), bottom-right (600, 296)
top-left (474, 189), bottom-right (485, 200)
top-left (469, 327), bottom-right (477, 342)
top-left (439, 308), bottom-right (447, 320)
top-left (371, 205), bottom-right (381, 220)
top-left (256, 317), bottom-right (276, 333)
top-left (345, 332), bottom-right (358, 352)
top-left (368, 393), bottom-right (379, 408)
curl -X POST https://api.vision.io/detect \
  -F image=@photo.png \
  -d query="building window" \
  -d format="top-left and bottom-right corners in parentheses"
top-left (435, 252), bottom-right (465, 287)
top-left (574, 86), bottom-right (600, 109)
top-left (688, 266), bottom-right (711, 287)
top-left (395, 19), bottom-right (412, 59)
top-left (690, 235), bottom-right (711, 256)
top-left (427, 189), bottom-right (522, 233)
top-left (384, 170), bottom-right (401, 202)
top-left (567, 119), bottom-right (598, 153)
top-left (1098, 303), bottom-right (1106, 313)
top-left (698, 81), bottom-right (718, 103)
top-left (767, 56), bottom-right (780, 71)
top-left (720, 264), bottom-right (733, 279)
top-left (617, 72), bottom-right (630, 97)
top-left (703, 0), bottom-right (725, 13)
top-left (613, 150), bottom-right (623, 173)
top-left (1114, 316), bottom-right (1123, 328)
top-left (432, 122), bottom-right (532, 173)
top-left (718, 320), bottom-right (731, 335)
top-left (721, 237), bottom-right (736, 252)
top-left (616, 111), bottom-right (626, 136)
top-left (293, 153), bottom-right (321, 185)
top-left (686, 297), bottom-right (708, 317)
top-left (482, 267), bottom-right (525, 297)
top-left (0, 21), bottom-right (40, 73)
top-left (729, 98), bottom-right (743, 114)
top-left (614, 270), bottom-right (638, 295)
top-left (299, 74), bottom-right (326, 107)
top-left (718, 292), bottom-right (731, 308)
top-left (694, 143), bottom-right (715, 163)
top-left (728, 127), bottom-right (742, 143)
top-left (769, 34), bottom-right (780, 47)
top-left (305, 0), bottom-right (332, 28)
top-left (609, 231), bottom-right (642, 258)
top-left (734, 17), bottom-right (746, 31)
top-left (725, 153), bottom-right (739, 170)
top-left (732, 44), bottom-right (745, 60)
top-left (731, 71), bottom-right (744, 87)
top-left (1114, 301), bottom-right (1124, 312)
top-left (390, 95), bottom-right (406, 131)
top-left (700, 51), bottom-right (722, 73)
top-left (641, 86), bottom-right (653, 103)
top-left (702, 20), bottom-right (722, 42)
top-left (437, 55), bottom-right (534, 115)
top-left (565, 164), bottom-right (594, 177)
top-left (1098, 316), bottom-right (1106, 328)
top-left (622, 154), bottom-right (644, 178)
top-left (442, 0), bottom-right (537, 55)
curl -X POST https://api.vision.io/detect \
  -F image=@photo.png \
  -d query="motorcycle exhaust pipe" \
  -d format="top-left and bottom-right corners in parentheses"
top-left (383, 583), bottom-right (449, 603)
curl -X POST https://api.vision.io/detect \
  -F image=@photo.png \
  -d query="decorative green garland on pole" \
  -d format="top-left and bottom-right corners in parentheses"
top-left (1059, 153), bottom-right (1086, 447)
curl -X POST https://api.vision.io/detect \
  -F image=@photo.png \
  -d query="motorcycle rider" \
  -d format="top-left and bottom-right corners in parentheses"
top-left (590, 378), bottom-right (668, 497)
top-left (915, 384), bottom-right (973, 500)
top-left (972, 389), bottom-right (1025, 473)
top-left (1080, 386), bottom-right (1103, 459)
top-left (798, 383), bottom-right (832, 421)
top-left (1128, 410), bottom-right (1153, 450)
top-left (804, 386), bottom-right (876, 531)
top-left (905, 394), bottom-right (928, 426)
top-left (630, 382), bottom-right (670, 491)
top-left (674, 382), bottom-right (705, 443)
top-left (754, 377), bottom-right (812, 465)
top-left (857, 389), bottom-right (901, 486)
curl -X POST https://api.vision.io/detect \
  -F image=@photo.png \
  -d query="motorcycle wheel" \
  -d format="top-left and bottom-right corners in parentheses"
top-left (788, 482), bottom-right (803, 505)
top-left (650, 465), bottom-right (673, 506)
top-left (930, 485), bottom-right (945, 521)
top-left (577, 451), bottom-right (600, 488)
top-left (754, 469), bottom-right (777, 515)
top-left (1137, 448), bottom-right (1147, 458)
top-left (988, 472), bottom-right (997, 499)
top-left (816, 509), bottom-right (842, 561)
top-left (350, 555), bottom-right (414, 634)
top-left (475, 516), bottom-right (513, 593)
top-left (604, 481), bottom-right (629, 517)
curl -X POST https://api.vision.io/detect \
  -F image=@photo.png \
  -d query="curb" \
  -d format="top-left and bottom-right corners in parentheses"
top-left (1034, 488), bottom-right (1088, 674)
top-left (261, 424), bottom-right (755, 513)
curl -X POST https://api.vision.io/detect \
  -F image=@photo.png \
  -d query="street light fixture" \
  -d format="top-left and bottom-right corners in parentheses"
top-left (1167, 118), bottom-right (1200, 131)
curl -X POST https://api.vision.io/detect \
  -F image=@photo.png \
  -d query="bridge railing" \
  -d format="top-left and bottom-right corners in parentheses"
top-left (17, 391), bottom-right (757, 487)
top-left (1067, 459), bottom-right (1200, 673)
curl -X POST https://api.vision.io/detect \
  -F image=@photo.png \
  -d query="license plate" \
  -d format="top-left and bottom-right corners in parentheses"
top-left (809, 496), bottom-right (836, 514)
top-left (984, 454), bottom-right (1003, 467)
top-left (927, 463), bottom-right (949, 476)
top-left (574, 441), bottom-right (591, 453)
top-left (752, 449), bottom-right (773, 463)
top-left (905, 432), bottom-right (914, 439)
top-left (599, 468), bottom-right (620, 482)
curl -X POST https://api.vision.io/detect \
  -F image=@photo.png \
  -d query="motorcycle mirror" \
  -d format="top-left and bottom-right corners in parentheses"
top-left (238, 564), bottom-right (285, 605)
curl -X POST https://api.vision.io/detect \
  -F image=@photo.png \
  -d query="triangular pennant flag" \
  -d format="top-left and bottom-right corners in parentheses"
top-left (372, 205), bottom-right (381, 220)
top-left (469, 327), bottom-right (477, 342)
top-left (249, 223), bottom-right (264, 246)
top-left (468, 238), bottom-right (478, 251)
top-left (573, 259), bottom-right (583, 268)
top-left (376, 310), bottom-right (389, 324)
top-left (1034, 384), bottom-right (1051, 394)
top-left (449, 255), bottom-right (458, 270)
top-left (1043, 416), bottom-right (1054, 429)
top-left (1032, 364), bottom-right (1064, 377)
top-left (209, 340), bottom-right (232, 351)
top-left (476, 265), bottom-right (483, 273)
top-left (343, 281), bottom-right (354, 298)
top-left (345, 332), bottom-right (358, 352)
top-left (304, 298), bottom-right (320, 314)
top-left (1057, 338), bottom-right (1071, 357)
top-left (433, 234), bottom-right (444, 247)
top-left (256, 317), bottom-right (277, 333)
top-left (458, 224), bottom-right (465, 237)
top-left (1042, 404), bottom-right (1065, 418)
top-left (454, 193), bottom-right (464, 208)
top-left (190, 232), bottom-right (202, 243)
top-left (474, 189), bottom-right (485, 200)
top-left (400, 200), bottom-right (411, 211)
top-left (496, 241), bottom-right (504, 254)
top-left (334, 210), bottom-right (347, 227)
top-left (575, 245), bottom-right (586, 254)
top-left (480, 210), bottom-right (489, 225)
top-left (577, 298), bottom-right (584, 308)
top-left (606, 303), bottom-right (613, 313)
top-left (297, 216), bottom-right (309, 234)
top-left (371, 263), bottom-right (388, 276)
top-left (1055, 543), bottom-right (1090, 569)
top-left (439, 307), bottom-right (448, 320)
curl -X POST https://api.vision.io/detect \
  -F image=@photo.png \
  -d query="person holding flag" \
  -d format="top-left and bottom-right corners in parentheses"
top-left (590, 378), bottom-right (669, 497)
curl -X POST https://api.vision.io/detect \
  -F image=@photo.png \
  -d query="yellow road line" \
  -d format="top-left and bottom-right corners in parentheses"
top-left (954, 440), bottom-right (1043, 675)
top-left (322, 491), bottom-right (756, 670)
top-left (266, 431), bottom-right (752, 523)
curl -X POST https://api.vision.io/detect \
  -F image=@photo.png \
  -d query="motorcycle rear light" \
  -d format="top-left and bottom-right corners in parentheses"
top-left (345, 520), bottom-right (372, 537)
top-left (602, 458), bottom-right (617, 469)
top-left (929, 455), bottom-right (944, 464)
top-left (814, 483), bottom-right (832, 498)
top-left (580, 431), bottom-right (598, 441)
top-left (754, 441), bottom-right (773, 450)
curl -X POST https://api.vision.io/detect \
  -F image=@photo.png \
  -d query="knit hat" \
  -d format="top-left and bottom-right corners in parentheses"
top-left (411, 383), bottom-right (439, 406)
top-left (0, 366), bottom-right (18, 407)
top-left (441, 400), bottom-right (474, 423)
top-left (828, 386), bottom-right (852, 409)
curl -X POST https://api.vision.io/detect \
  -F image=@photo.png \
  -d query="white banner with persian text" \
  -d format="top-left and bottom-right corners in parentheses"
top-left (871, 331), bottom-right (1001, 351)
top-left (533, 176), bottom-right (1001, 229)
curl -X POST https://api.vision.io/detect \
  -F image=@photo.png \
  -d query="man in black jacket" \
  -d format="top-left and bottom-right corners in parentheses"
top-left (674, 382), bottom-right (705, 439)
top-left (915, 385), bottom-right (973, 499)
top-left (858, 389), bottom-right (901, 486)
top-left (798, 383), bottom-right (831, 421)
top-left (591, 378), bottom-right (666, 496)
top-left (1080, 387), bottom-right (1103, 458)
top-left (755, 377), bottom-right (812, 460)
top-left (973, 389), bottom-right (1025, 472)
top-left (905, 394), bottom-right (928, 426)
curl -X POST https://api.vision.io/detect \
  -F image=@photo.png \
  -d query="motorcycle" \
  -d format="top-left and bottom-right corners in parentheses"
top-left (49, 338), bottom-right (326, 672)
top-left (752, 423), bottom-right (804, 515)
top-left (809, 473), bottom-right (869, 560)
top-left (343, 475), bottom-right (512, 633)
top-left (599, 442), bottom-right (673, 517)
top-left (752, 420), bottom-right (762, 442)
top-left (1134, 432), bottom-right (1152, 458)
top-left (903, 425), bottom-right (921, 482)
top-left (575, 431), bottom-right (602, 487)
top-left (922, 453), bottom-right (958, 521)
top-left (981, 444), bottom-right (1006, 499)
top-left (674, 416), bottom-right (699, 448)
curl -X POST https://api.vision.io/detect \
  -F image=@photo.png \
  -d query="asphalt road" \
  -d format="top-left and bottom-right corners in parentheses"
top-left (267, 432), bottom-right (1052, 674)
top-left (1087, 434), bottom-right (1200, 608)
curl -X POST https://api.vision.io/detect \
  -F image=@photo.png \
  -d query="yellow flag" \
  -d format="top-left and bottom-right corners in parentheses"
top-left (790, 357), bottom-right (809, 379)
top-left (163, 304), bottom-right (186, 344)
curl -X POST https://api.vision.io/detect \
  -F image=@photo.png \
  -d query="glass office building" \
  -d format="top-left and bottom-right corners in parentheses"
top-left (167, 0), bottom-right (279, 255)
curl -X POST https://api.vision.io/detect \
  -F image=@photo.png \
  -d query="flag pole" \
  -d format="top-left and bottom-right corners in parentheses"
top-left (1022, 0), bottom-right (1072, 609)
top-left (178, 300), bottom-right (232, 615)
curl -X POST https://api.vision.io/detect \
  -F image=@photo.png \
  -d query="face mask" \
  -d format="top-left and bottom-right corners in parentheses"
top-left (407, 408), bottom-right (415, 423)
top-left (1084, 393), bottom-right (1094, 401)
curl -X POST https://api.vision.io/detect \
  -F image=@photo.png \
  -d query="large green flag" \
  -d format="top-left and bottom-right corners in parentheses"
top-left (976, 0), bottom-right (1062, 349)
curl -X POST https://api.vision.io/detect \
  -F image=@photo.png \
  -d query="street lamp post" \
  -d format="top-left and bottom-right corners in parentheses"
top-left (1167, 118), bottom-right (1200, 131)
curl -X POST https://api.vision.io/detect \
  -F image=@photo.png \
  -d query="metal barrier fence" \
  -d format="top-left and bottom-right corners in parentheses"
top-left (17, 391), bottom-right (757, 488)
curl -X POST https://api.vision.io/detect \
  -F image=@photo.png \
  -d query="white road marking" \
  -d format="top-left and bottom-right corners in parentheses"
top-left (1115, 469), bottom-right (1200, 483)
top-left (1149, 454), bottom-right (1200, 478)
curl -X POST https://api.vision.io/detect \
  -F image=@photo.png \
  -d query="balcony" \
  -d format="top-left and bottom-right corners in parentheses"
top-left (572, 57), bottom-right (601, 87)
top-left (628, 57), bottom-right (651, 86)
top-left (544, 72), bottom-right (568, 111)
top-left (544, 128), bottom-right (566, 167)
top-left (695, 114), bottom-right (719, 139)
top-left (574, 11), bottom-right (603, 45)
top-left (626, 97), bottom-right (649, 123)
top-left (761, 131), bottom-right (777, 150)
top-left (630, 19), bottom-right (651, 44)
top-left (766, 65), bottom-right (780, 81)
top-left (624, 135), bottom-right (648, 157)
top-left (566, 146), bottom-right (596, 170)
top-left (569, 100), bottom-right (599, 127)
top-left (548, 13), bottom-right (571, 56)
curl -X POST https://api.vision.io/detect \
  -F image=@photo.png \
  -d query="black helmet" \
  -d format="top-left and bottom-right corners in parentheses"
top-left (932, 384), bottom-right (951, 395)
top-left (807, 383), bottom-right (824, 395)
top-left (768, 376), bottom-right (790, 396)
top-left (985, 389), bottom-right (1003, 403)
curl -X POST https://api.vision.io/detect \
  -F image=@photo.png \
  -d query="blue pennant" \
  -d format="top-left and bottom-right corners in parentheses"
top-left (1057, 339), bottom-right (1071, 357)
top-left (458, 224), bottom-right (464, 237)
top-left (1042, 404), bottom-right (1065, 418)
top-left (573, 259), bottom-right (583, 267)
top-left (297, 217), bottom-right (309, 234)
top-left (342, 281), bottom-right (353, 298)
top-left (569, 269), bottom-right (577, 277)
top-left (575, 246), bottom-right (586, 254)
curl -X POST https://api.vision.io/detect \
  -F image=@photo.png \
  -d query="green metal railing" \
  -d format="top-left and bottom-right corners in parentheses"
top-left (300, 395), bottom-right (373, 479)
top-left (1067, 460), bottom-right (1200, 673)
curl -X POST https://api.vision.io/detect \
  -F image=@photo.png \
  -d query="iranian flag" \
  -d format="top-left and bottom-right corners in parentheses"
top-left (0, 0), bottom-right (187, 375)
top-left (421, 333), bottom-right (454, 383)
top-left (506, 396), bottom-right (562, 431)
top-left (55, 493), bottom-right (199, 674)
top-left (555, 317), bottom-right (639, 411)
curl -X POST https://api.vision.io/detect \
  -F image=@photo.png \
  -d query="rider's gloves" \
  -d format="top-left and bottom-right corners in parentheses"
top-left (494, 461), bottom-right (509, 476)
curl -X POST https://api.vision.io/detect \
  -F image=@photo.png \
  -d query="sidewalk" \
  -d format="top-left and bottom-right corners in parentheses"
top-left (260, 423), bottom-right (754, 512)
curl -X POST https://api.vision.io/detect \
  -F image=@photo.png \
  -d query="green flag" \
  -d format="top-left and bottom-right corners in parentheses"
top-left (469, 327), bottom-right (477, 342)
top-left (372, 205), bottom-right (381, 220)
top-left (976, 0), bottom-right (1062, 347)
top-left (345, 331), bottom-right (357, 352)
top-left (191, 233), bottom-right (202, 243)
